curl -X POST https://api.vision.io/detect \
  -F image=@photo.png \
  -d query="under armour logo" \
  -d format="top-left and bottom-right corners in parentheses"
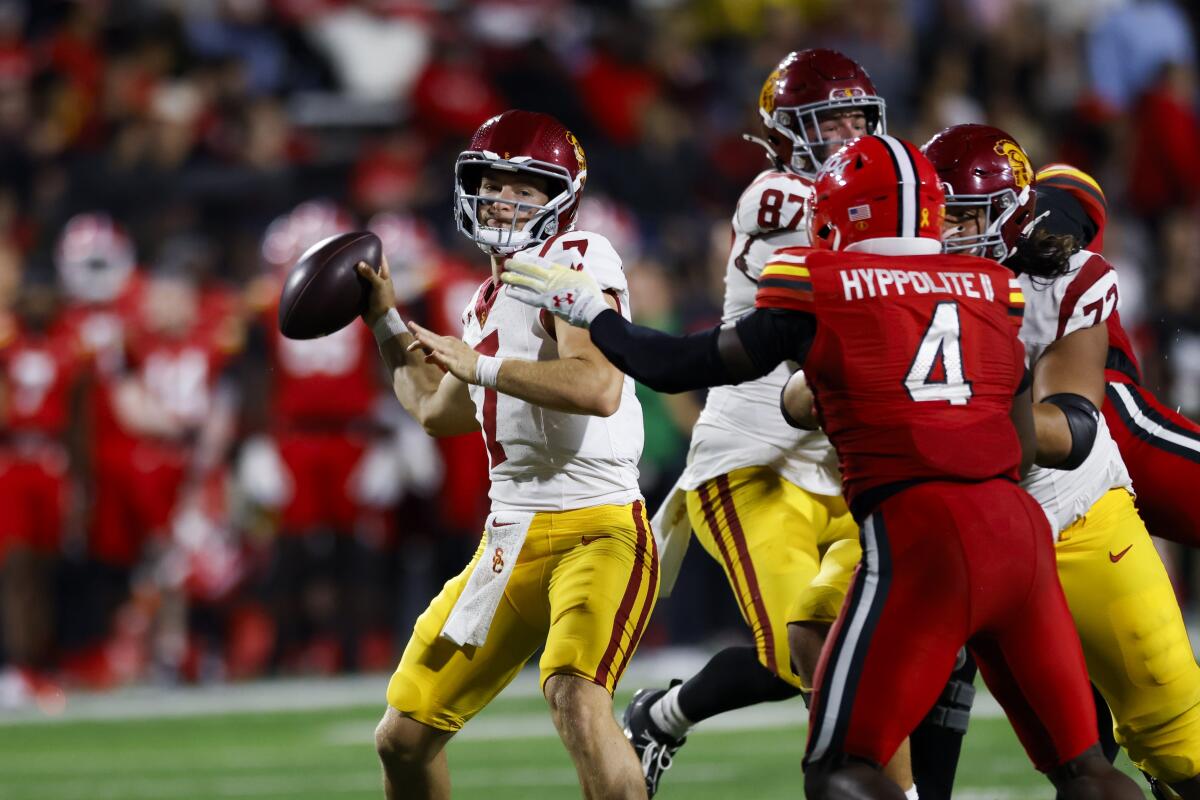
top-left (565, 292), bottom-right (574, 304)
top-left (492, 547), bottom-right (505, 573)
top-left (553, 295), bottom-right (562, 309)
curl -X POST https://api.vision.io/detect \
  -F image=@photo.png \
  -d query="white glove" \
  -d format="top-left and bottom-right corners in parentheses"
top-left (501, 254), bottom-right (608, 328)
top-left (348, 440), bottom-right (406, 509)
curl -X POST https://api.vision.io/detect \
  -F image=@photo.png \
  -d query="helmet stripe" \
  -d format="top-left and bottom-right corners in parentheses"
top-left (876, 135), bottom-right (919, 237)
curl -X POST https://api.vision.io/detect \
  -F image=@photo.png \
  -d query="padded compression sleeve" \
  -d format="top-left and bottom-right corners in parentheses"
top-left (587, 307), bottom-right (815, 394)
top-left (1040, 392), bottom-right (1100, 470)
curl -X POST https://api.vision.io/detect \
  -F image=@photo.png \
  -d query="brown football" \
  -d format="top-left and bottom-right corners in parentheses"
top-left (278, 231), bottom-right (381, 339)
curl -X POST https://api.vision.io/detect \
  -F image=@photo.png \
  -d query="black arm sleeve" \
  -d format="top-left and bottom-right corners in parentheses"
top-left (587, 307), bottom-right (816, 394)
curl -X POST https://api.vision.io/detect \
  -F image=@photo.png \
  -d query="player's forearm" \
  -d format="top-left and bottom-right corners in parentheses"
top-left (587, 310), bottom-right (739, 393)
top-left (495, 356), bottom-right (622, 416)
top-left (377, 333), bottom-right (473, 435)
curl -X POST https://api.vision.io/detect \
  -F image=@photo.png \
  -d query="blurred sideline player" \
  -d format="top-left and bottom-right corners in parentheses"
top-left (53, 213), bottom-right (149, 678)
top-left (502, 134), bottom-right (1141, 800)
top-left (620, 49), bottom-right (908, 797)
top-left (364, 110), bottom-right (654, 800)
top-left (0, 260), bottom-right (84, 701)
top-left (109, 265), bottom-right (244, 680)
top-left (1032, 164), bottom-right (1200, 550)
top-left (924, 124), bottom-right (1200, 800)
top-left (245, 199), bottom-right (413, 674)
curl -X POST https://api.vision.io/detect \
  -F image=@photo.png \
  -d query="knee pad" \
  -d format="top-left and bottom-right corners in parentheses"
top-left (923, 674), bottom-right (976, 734)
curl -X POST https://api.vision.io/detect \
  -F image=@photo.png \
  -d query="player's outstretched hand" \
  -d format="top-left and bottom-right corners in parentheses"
top-left (356, 255), bottom-right (396, 327)
top-left (407, 321), bottom-right (478, 383)
top-left (501, 254), bottom-right (608, 328)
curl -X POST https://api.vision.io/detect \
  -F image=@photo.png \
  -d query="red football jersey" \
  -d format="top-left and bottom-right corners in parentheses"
top-left (0, 318), bottom-right (85, 436)
top-left (265, 301), bottom-right (380, 429)
top-left (125, 326), bottom-right (239, 433)
top-left (757, 247), bottom-right (1028, 510)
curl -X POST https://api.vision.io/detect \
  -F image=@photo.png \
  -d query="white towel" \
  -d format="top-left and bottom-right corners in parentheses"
top-left (440, 512), bottom-right (534, 647)
top-left (650, 477), bottom-right (692, 598)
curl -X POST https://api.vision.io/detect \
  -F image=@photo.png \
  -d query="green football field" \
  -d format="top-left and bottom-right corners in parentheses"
top-left (0, 673), bottom-right (1149, 800)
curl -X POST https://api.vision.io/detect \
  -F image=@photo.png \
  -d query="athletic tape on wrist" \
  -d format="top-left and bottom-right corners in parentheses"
top-left (372, 308), bottom-right (405, 344)
top-left (475, 355), bottom-right (504, 388)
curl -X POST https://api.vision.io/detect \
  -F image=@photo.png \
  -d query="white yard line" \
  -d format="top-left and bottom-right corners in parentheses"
top-left (0, 646), bottom-right (1008, 726)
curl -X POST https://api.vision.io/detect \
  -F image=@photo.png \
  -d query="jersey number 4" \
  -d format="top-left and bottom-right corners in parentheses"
top-left (904, 301), bottom-right (973, 405)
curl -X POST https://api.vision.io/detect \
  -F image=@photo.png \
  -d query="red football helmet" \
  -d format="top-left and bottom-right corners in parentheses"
top-left (810, 135), bottom-right (945, 250)
top-left (454, 110), bottom-right (587, 255)
top-left (755, 49), bottom-right (886, 178)
top-left (260, 199), bottom-right (355, 273)
top-left (55, 212), bottom-right (136, 304)
top-left (920, 124), bottom-right (1037, 262)
top-left (367, 211), bottom-right (441, 303)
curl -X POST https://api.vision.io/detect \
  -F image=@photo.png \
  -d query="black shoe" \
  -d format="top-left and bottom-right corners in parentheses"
top-left (622, 681), bottom-right (687, 798)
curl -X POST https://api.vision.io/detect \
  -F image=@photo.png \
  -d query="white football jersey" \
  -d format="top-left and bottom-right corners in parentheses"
top-left (461, 231), bottom-right (644, 513)
top-left (681, 169), bottom-right (841, 495)
top-left (1018, 249), bottom-right (1132, 535)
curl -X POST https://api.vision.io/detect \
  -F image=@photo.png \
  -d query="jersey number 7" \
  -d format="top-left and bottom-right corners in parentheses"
top-left (904, 301), bottom-right (973, 405)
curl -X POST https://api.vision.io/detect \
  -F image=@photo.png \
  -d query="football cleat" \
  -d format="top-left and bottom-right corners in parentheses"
top-left (622, 682), bottom-right (687, 798)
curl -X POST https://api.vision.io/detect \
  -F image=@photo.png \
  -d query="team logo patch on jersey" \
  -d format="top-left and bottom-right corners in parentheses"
top-left (848, 204), bottom-right (872, 222)
top-left (993, 140), bottom-right (1033, 189)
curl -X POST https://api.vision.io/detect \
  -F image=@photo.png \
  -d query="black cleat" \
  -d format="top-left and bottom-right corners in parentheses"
top-left (622, 682), bottom-right (687, 798)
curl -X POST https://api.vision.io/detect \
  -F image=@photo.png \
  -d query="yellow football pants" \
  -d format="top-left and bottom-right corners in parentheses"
top-left (387, 502), bottom-right (658, 732)
top-left (686, 466), bottom-right (858, 689)
top-left (1057, 488), bottom-right (1200, 783)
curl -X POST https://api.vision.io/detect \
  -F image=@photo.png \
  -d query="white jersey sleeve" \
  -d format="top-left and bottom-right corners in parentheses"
top-left (1018, 249), bottom-right (1131, 535)
top-left (1018, 250), bottom-right (1119, 365)
top-left (680, 170), bottom-right (841, 496)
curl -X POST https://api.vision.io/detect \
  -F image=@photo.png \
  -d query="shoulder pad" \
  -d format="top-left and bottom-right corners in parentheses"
top-left (734, 171), bottom-right (814, 238)
top-left (1057, 252), bottom-right (1118, 340)
top-left (536, 231), bottom-right (626, 293)
top-left (755, 250), bottom-right (814, 312)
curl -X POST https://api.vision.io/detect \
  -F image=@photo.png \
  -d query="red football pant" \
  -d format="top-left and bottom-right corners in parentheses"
top-left (1104, 381), bottom-right (1200, 547)
top-left (804, 479), bottom-right (1097, 773)
top-left (0, 445), bottom-right (68, 561)
top-left (277, 431), bottom-right (368, 534)
top-left (91, 442), bottom-right (187, 566)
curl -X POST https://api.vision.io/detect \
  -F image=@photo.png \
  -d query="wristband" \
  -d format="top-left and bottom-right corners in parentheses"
top-left (475, 355), bottom-right (504, 388)
top-left (372, 308), bottom-right (405, 344)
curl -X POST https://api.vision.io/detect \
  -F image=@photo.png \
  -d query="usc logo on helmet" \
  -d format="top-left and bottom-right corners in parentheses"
top-left (759, 68), bottom-right (781, 115)
top-left (993, 140), bottom-right (1032, 189)
top-left (564, 131), bottom-right (587, 175)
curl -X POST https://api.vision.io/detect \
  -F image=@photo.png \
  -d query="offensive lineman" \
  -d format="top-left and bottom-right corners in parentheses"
top-left (364, 110), bottom-right (655, 800)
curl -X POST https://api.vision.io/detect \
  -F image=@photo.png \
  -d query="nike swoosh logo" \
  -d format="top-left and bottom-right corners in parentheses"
top-left (581, 535), bottom-right (605, 546)
top-left (1109, 545), bottom-right (1133, 563)
top-left (493, 521), bottom-right (518, 528)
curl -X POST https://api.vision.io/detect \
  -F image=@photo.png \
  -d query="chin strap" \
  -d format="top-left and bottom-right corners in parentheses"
top-left (742, 133), bottom-right (783, 170)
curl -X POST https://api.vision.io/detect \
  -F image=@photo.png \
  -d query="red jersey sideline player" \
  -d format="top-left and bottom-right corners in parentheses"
top-left (502, 135), bottom-right (1139, 800)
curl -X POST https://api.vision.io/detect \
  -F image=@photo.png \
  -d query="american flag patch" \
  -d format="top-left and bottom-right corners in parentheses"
top-left (848, 204), bottom-right (872, 221)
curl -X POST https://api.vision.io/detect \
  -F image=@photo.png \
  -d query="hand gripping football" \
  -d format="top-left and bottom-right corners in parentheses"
top-left (278, 231), bottom-right (381, 339)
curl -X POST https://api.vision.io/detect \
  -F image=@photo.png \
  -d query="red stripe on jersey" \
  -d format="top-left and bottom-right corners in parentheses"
top-left (1056, 254), bottom-right (1111, 340)
top-left (715, 474), bottom-right (776, 672)
top-left (609, 502), bottom-right (658, 687)
top-left (538, 233), bottom-right (567, 258)
top-left (594, 509), bottom-right (649, 688)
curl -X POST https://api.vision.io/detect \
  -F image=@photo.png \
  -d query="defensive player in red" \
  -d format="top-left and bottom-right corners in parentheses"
top-left (503, 134), bottom-right (1141, 800)
top-left (925, 124), bottom-right (1200, 800)
top-left (0, 268), bottom-right (84, 698)
top-left (620, 49), bottom-right (895, 797)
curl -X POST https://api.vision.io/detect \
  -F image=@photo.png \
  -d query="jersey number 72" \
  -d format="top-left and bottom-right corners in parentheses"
top-left (903, 301), bottom-right (973, 405)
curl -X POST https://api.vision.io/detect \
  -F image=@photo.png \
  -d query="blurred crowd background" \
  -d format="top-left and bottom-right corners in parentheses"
top-left (1, 0), bottom-right (1198, 704)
